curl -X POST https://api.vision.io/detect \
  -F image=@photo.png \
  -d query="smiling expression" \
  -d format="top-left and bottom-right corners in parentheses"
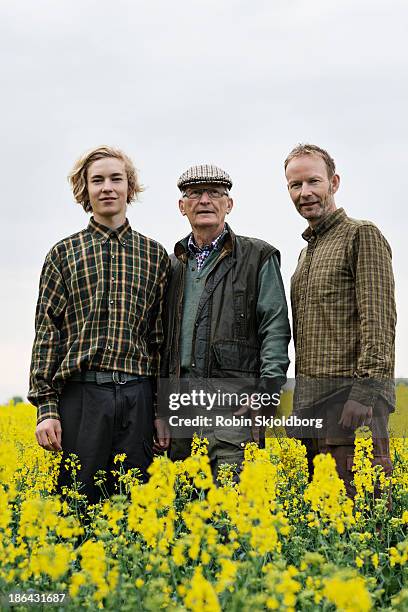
top-left (286, 154), bottom-right (340, 227)
top-left (87, 157), bottom-right (129, 224)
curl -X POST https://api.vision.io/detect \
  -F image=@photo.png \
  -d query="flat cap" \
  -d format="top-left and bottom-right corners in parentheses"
top-left (177, 164), bottom-right (233, 191)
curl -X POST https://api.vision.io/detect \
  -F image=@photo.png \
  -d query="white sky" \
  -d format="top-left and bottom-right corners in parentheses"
top-left (1, 0), bottom-right (407, 402)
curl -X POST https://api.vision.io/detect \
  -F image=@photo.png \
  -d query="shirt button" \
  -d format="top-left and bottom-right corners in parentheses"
top-left (122, 241), bottom-right (126, 246)
top-left (107, 345), bottom-right (112, 350)
top-left (111, 255), bottom-right (115, 259)
top-left (191, 267), bottom-right (196, 271)
top-left (112, 277), bottom-right (115, 281)
top-left (110, 300), bottom-right (114, 305)
top-left (191, 362), bottom-right (196, 368)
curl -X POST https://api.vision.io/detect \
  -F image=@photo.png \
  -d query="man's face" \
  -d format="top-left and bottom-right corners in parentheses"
top-left (179, 183), bottom-right (233, 233)
top-left (286, 154), bottom-right (339, 227)
top-left (87, 157), bottom-right (128, 220)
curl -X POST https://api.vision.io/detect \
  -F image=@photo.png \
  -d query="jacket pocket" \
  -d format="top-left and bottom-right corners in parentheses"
top-left (212, 340), bottom-right (260, 375)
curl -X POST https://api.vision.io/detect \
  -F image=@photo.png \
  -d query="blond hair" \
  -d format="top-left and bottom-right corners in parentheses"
top-left (284, 143), bottom-right (336, 179)
top-left (68, 145), bottom-right (144, 212)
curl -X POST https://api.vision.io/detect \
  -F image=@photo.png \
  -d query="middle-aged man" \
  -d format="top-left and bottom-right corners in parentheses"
top-left (28, 145), bottom-right (169, 503)
top-left (159, 164), bottom-right (291, 478)
top-left (285, 143), bottom-right (396, 496)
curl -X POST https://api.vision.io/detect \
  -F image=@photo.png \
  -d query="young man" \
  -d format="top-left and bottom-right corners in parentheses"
top-left (285, 143), bottom-right (396, 496)
top-left (28, 146), bottom-right (169, 502)
top-left (159, 164), bottom-right (290, 478)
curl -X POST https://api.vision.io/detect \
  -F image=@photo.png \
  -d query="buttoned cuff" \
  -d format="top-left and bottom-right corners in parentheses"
top-left (348, 380), bottom-right (380, 408)
top-left (258, 377), bottom-right (282, 396)
top-left (37, 402), bottom-right (60, 425)
top-left (257, 377), bottom-right (283, 417)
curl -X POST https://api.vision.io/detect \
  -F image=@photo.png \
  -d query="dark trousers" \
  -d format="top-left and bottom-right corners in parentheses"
top-left (57, 379), bottom-right (154, 503)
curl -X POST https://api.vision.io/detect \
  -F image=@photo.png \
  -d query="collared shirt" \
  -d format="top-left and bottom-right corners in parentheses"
top-left (291, 208), bottom-right (396, 408)
top-left (187, 226), bottom-right (228, 271)
top-left (29, 217), bottom-right (169, 424)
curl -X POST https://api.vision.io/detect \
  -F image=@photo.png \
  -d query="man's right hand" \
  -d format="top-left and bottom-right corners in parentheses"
top-left (35, 418), bottom-right (62, 452)
top-left (338, 399), bottom-right (373, 430)
top-left (153, 417), bottom-right (171, 453)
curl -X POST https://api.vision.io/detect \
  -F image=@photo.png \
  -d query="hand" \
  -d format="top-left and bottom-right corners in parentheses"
top-left (233, 403), bottom-right (250, 417)
top-left (338, 400), bottom-right (373, 430)
top-left (251, 421), bottom-right (265, 445)
top-left (153, 417), bottom-right (170, 453)
top-left (233, 394), bottom-right (259, 418)
top-left (232, 396), bottom-right (265, 446)
top-left (35, 418), bottom-right (62, 451)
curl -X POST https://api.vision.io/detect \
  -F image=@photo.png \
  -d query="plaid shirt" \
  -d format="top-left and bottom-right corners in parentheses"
top-left (187, 226), bottom-right (228, 270)
top-left (291, 208), bottom-right (396, 409)
top-left (29, 217), bottom-right (170, 424)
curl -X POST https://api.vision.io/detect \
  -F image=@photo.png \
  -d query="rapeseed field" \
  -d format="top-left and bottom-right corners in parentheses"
top-left (0, 387), bottom-right (407, 611)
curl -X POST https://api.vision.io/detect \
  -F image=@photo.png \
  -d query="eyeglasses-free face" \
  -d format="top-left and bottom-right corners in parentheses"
top-left (286, 154), bottom-right (339, 228)
top-left (87, 157), bottom-right (129, 227)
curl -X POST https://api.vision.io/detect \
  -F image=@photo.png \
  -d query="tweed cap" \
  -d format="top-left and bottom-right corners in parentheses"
top-left (177, 164), bottom-right (233, 191)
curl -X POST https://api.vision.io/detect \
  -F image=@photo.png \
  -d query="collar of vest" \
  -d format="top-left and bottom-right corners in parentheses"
top-left (174, 223), bottom-right (235, 261)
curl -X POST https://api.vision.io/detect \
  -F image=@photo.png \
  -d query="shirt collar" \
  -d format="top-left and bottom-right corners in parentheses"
top-left (302, 208), bottom-right (347, 242)
top-left (174, 223), bottom-right (234, 260)
top-left (187, 225), bottom-right (228, 256)
top-left (88, 217), bottom-right (132, 245)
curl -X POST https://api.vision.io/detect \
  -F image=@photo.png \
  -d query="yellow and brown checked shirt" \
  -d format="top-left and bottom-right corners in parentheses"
top-left (29, 217), bottom-right (170, 424)
top-left (291, 208), bottom-right (396, 410)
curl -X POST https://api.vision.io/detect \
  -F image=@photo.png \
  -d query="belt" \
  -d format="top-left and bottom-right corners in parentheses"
top-left (70, 371), bottom-right (149, 385)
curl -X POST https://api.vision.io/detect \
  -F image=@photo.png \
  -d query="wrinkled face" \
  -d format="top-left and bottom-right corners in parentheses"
top-left (179, 183), bottom-right (233, 233)
top-left (286, 154), bottom-right (339, 227)
top-left (87, 157), bottom-right (128, 220)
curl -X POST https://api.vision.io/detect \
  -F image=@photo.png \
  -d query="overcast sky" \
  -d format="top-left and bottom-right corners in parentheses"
top-left (1, 0), bottom-right (407, 402)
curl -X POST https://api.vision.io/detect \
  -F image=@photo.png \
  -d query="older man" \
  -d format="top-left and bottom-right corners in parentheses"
top-left (28, 145), bottom-right (169, 502)
top-left (285, 143), bottom-right (396, 496)
top-left (158, 164), bottom-right (290, 478)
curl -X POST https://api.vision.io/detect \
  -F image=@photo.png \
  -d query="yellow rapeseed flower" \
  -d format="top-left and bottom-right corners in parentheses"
top-left (323, 573), bottom-right (372, 612)
top-left (304, 453), bottom-right (354, 533)
top-left (183, 566), bottom-right (221, 612)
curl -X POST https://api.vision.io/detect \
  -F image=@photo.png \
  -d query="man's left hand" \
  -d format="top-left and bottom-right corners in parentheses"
top-left (251, 421), bottom-right (266, 445)
top-left (232, 396), bottom-right (265, 446)
top-left (153, 417), bottom-right (170, 453)
top-left (338, 399), bottom-right (373, 429)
